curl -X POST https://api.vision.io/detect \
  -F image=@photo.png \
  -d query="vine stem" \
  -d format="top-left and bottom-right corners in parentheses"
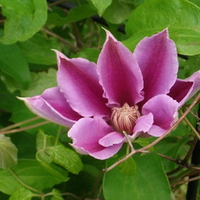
top-left (41, 28), bottom-right (80, 52)
top-left (186, 104), bottom-right (200, 200)
top-left (104, 93), bottom-right (200, 172)
top-left (8, 168), bottom-right (42, 194)
top-left (173, 175), bottom-right (200, 188)
top-left (0, 116), bottom-right (40, 132)
top-left (0, 121), bottom-right (50, 135)
top-left (182, 112), bottom-right (200, 140)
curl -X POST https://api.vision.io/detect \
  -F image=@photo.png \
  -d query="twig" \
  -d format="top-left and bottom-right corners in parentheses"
top-left (172, 175), bottom-right (200, 188)
top-left (48, 0), bottom-right (69, 7)
top-left (41, 28), bottom-right (80, 52)
top-left (158, 152), bottom-right (200, 172)
top-left (0, 121), bottom-right (49, 135)
top-left (182, 112), bottom-right (200, 140)
top-left (186, 104), bottom-right (200, 200)
top-left (61, 192), bottom-right (82, 200)
top-left (0, 116), bottom-right (40, 133)
top-left (166, 137), bottom-right (197, 177)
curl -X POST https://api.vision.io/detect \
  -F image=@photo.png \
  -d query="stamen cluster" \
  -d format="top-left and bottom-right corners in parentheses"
top-left (111, 103), bottom-right (140, 134)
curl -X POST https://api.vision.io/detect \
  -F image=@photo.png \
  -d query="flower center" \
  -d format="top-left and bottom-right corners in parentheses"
top-left (111, 103), bottom-right (140, 134)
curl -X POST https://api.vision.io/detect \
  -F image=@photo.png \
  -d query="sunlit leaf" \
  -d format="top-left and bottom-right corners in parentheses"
top-left (103, 0), bottom-right (135, 24)
top-left (89, 0), bottom-right (112, 16)
top-left (0, 135), bottom-right (18, 169)
top-left (0, 159), bottom-right (68, 195)
top-left (9, 188), bottom-right (34, 200)
top-left (66, 4), bottom-right (96, 23)
top-left (48, 144), bottom-right (83, 175)
top-left (50, 189), bottom-right (64, 200)
top-left (0, 0), bottom-right (47, 44)
top-left (36, 130), bottom-right (82, 175)
top-left (125, 0), bottom-right (200, 55)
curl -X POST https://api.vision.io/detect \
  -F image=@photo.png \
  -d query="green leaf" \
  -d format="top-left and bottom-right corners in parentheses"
top-left (103, 153), bottom-right (171, 200)
top-left (0, 0), bottom-right (47, 44)
top-left (19, 33), bottom-right (60, 65)
top-left (0, 135), bottom-right (18, 169)
top-left (154, 136), bottom-right (188, 172)
top-left (36, 130), bottom-right (57, 164)
top-left (103, 0), bottom-right (135, 24)
top-left (180, 55), bottom-right (200, 78)
top-left (0, 159), bottom-right (68, 195)
top-left (2, 68), bottom-right (57, 97)
top-left (0, 80), bottom-right (18, 112)
top-left (50, 189), bottom-right (64, 200)
top-left (0, 43), bottom-right (30, 88)
top-left (9, 188), bottom-right (34, 200)
top-left (89, 0), bottom-right (112, 16)
top-left (36, 130), bottom-right (57, 152)
top-left (75, 48), bottom-right (100, 62)
top-left (48, 144), bottom-right (83, 175)
top-left (118, 157), bottom-right (136, 175)
top-left (125, 0), bottom-right (200, 55)
top-left (189, 0), bottom-right (200, 7)
top-left (36, 130), bottom-right (80, 177)
top-left (65, 5), bottom-right (96, 23)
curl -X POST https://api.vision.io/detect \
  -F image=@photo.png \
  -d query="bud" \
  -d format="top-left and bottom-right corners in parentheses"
top-left (111, 103), bottom-right (140, 134)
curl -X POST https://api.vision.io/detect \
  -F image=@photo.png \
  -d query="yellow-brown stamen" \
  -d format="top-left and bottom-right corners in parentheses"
top-left (111, 103), bottom-right (140, 134)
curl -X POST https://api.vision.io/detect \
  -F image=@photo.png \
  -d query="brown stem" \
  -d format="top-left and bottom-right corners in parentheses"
top-left (172, 175), bottom-right (200, 188)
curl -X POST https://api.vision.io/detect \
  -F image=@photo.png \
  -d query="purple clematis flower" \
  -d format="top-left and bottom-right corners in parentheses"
top-left (20, 29), bottom-right (200, 160)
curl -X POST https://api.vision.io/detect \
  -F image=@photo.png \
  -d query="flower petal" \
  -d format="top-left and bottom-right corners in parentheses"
top-left (56, 50), bottom-right (110, 117)
top-left (146, 125), bottom-right (168, 137)
top-left (134, 29), bottom-right (178, 103)
top-left (133, 113), bottom-right (154, 136)
top-left (142, 94), bottom-right (179, 137)
top-left (97, 30), bottom-right (144, 107)
top-left (19, 87), bottom-right (81, 127)
top-left (168, 70), bottom-right (200, 106)
top-left (99, 132), bottom-right (124, 147)
top-left (68, 118), bottom-right (123, 160)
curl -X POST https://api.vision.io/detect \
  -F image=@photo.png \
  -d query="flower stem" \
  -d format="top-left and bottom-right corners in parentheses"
top-left (122, 131), bottom-right (135, 152)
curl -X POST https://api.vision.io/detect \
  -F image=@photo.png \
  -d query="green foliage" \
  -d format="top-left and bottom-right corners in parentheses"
top-left (103, 153), bottom-right (171, 200)
top-left (0, 0), bottom-right (47, 44)
top-left (89, 0), bottom-right (112, 16)
top-left (0, 159), bottom-right (68, 195)
top-left (103, 0), bottom-right (135, 24)
top-left (9, 188), bottom-right (34, 200)
top-left (36, 130), bottom-right (83, 174)
top-left (18, 33), bottom-right (60, 65)
top-left (0, 135), bottom-right (18, 169)
top-left (0, 0), bottom-right (199, 199)
top-left (125, 0), bottom-right (200, 55)
top-left (0, 43), bottom-right (30, 88)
